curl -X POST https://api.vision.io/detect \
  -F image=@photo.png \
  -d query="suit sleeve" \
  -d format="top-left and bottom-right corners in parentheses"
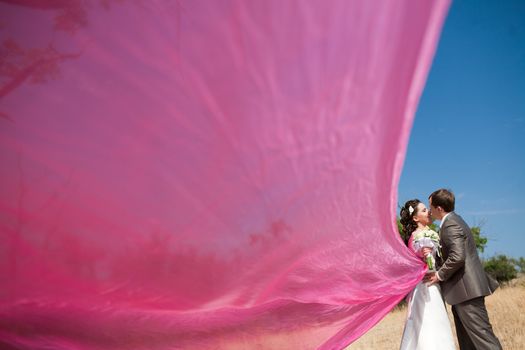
top-left (437, 221), bottom-right (466, 282)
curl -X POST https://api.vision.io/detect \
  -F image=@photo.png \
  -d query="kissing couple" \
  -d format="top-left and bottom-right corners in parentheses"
top-left (399, 189), bottom-right (502, 350)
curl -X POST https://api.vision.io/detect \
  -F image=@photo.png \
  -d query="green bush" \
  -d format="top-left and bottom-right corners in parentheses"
top-left (483, 255), bottom-right (518, 283)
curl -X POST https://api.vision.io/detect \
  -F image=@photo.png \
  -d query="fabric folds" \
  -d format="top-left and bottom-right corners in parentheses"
top-left (0, 1), bottom-right (449, 349)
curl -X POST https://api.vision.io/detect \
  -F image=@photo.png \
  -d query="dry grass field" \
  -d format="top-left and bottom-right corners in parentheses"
top-left (347, 276), bottom-right (525, 349)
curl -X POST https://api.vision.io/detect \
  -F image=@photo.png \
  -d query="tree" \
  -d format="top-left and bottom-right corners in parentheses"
top-left (517, 257), bottom-right (525, 272)
top-left (470, 226), bottom-right (488, 253)
top-left (509, 257), bottom-right (525, 273)
top-left (483, 255), bottom-right (518, 283)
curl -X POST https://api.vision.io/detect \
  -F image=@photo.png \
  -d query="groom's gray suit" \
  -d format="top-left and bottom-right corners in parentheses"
top-left (437, 212), bottom-right (502, 350)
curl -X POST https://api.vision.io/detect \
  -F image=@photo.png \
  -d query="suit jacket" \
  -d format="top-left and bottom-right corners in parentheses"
top-left (437, 212), bottom-right (499, 305)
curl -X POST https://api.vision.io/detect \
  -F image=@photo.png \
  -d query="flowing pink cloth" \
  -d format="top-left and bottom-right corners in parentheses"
top-left (0, 1), bottom-right (449, 349)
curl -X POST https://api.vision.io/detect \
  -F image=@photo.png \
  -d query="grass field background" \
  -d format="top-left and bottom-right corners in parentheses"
top-left (347, 276), bottom-right (525, 349)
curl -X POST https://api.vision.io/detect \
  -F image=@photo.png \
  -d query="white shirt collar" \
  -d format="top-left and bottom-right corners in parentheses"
top-left (440, 212), bottom-right (452, 228)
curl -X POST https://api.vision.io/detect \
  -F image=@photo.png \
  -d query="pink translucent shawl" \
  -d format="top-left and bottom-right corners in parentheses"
top-left (0, 1), bottom-right (449, 349)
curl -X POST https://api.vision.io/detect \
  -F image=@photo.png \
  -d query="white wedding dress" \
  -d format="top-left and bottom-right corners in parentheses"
top-left (399, 233), bottom-right (456, 350)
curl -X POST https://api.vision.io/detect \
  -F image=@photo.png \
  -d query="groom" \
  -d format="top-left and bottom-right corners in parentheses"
top-left (424, 189), bottom-right (502, 350)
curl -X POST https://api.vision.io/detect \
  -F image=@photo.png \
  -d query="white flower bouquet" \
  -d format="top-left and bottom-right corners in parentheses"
top-left (412, 228), bottom-right (441, 271)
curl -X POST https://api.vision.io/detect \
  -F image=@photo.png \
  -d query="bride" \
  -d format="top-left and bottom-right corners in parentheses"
top-left (399, 199), bottom-right (455, 350)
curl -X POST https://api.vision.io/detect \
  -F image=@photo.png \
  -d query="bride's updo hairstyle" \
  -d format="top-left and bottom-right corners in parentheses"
top-left (399, 199), bottom-right (421, 245)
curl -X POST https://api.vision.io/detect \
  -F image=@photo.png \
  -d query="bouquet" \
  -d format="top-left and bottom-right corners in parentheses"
top-left (412, 227), bottom-right (441, 271)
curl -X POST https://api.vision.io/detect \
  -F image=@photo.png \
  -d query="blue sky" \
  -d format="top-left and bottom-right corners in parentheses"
top-left (399, 0), bottom-right (525, 258)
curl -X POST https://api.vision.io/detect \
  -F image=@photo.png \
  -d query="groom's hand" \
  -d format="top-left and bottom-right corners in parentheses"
top-left (423, 272), bottom-right (440, 285)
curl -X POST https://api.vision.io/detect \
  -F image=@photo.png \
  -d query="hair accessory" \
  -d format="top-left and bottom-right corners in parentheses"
top-left (408, 206), bottom-right (414, 215)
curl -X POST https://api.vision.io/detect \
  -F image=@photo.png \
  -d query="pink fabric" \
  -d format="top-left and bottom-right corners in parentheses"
top-left (0, 1), bottom-right (449, 349)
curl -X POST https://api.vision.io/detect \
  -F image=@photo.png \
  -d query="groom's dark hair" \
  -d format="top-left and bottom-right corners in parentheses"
top-left (429, 189), bottom-right (455, 212)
